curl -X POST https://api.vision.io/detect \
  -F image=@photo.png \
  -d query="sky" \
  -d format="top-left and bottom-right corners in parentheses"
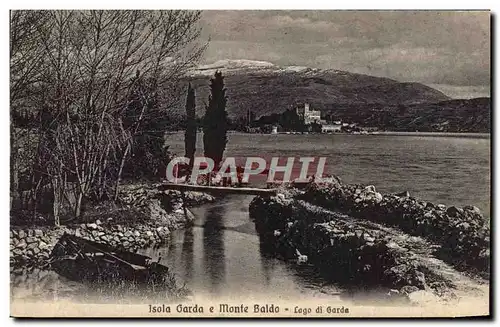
top-left (199, 10), bottom-right (490, 99)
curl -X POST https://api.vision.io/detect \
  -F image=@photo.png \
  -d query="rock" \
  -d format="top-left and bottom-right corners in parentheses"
top-left (446, 206), bottom-right (464, 218)
top-left (145, 231), bottom-right (153, 237)
top-left (12, 249), bottom-right (24, 256)
top-left (18, 230), bottom-right (26, 239)
top-left (407, 290), bottom-right (439, 305)
top-left (412, 271), bottom-right (426, 288)
top-left (479, 248), bottom-right (490, 258)
top-left (16, 239), bottom-right (27, 249)
top-left (373, 192), bottom-right (383, 203)
top-left (87, 223), bottom-right (98, 230)
top-left (437, 204), bottom-right (447, 211)
top-left (297, 254), bottom-right (308, 265)
top-left (39, 251), bottom-right (50, 259)
top-left (95, 219), bottom-right (102, 225)
top-left (363, 234), bottom-right (375, 243)
top-left (364, 185), bottom-right (376, 193)
top-left (34, 229), bottom-right (43, 237)
top-left (400, 285), bottom-right (420, 296)
top-left (395, 191), bottom-right (410, 198)
top-left (27, 242), bottom-right (38, 250)
top-left (32, 247), bottom-right (40, 255)
top-left (134, 231), bottom-right (141, 237)
top-left (26, 237), bottom-right (37, 244)
top-left (274, 230), bottom-right (282, 237)
top-left (38, 241), bottom-right (48, 250)
top-left (122, 241), bottom-right (130, 247)
top-left (463, 205), bottom-right (482, 216)
top-left (386, 241), bottom-right (400, 249)
top-left (387, 289), bottom-right (400, 297)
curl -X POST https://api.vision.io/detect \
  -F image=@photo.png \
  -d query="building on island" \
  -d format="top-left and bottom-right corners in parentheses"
top-left (321, 124), bottom-right (342, 133)
top-left (296, 103), bottom-right (321, 124)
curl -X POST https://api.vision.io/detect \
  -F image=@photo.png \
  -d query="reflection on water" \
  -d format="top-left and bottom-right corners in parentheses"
top-left (10, 265), bottom-right (187, 304)
top-left (10, 267), bottom-right (83, 302)
top-left (203, 205), bottom-right (226, 294)
top-left (138, 195), bottom-right (344, 301)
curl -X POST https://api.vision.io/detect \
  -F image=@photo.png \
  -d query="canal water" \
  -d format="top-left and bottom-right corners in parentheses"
top-left (138, 195), bottom-right (344, 301)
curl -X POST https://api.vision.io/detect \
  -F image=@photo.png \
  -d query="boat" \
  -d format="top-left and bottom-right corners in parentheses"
top-left (50, 233), bottom-right (170, 286)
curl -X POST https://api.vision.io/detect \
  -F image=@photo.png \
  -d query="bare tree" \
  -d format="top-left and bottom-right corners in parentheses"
top-left (10, 10), bottom-right (49, 212)
top-left (10, 10), bottom-right (206, 223)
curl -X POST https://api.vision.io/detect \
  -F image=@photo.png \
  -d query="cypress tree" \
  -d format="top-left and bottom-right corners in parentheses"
top-left (203, 71), bottom-right (228, 168)
top-left (184, 82), bottom-right (197, 167)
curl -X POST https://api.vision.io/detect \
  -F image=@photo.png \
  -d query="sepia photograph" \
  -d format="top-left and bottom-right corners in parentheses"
top-left (9, 9), bottom-right (491, 318)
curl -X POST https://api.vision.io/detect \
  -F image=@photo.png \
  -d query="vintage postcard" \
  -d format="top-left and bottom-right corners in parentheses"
top-left (10, 10), bottom-right (490, 318)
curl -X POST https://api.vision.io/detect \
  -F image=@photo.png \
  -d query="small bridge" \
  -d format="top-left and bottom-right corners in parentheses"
top-left (157, 183), bottom-right (278, 196)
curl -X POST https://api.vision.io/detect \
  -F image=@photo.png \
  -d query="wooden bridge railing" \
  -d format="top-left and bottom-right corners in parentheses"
top-left (157, 183), bottom-right (278, 196)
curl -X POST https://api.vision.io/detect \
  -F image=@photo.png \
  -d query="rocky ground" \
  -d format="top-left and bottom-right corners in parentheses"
top-left (10, 183), bottom-right (215, 302)
top-left (298, 177), bottom-right (490, 277)
top-left (249, 177), bottom-right (490, 304)
top-left (10, 183), bottom-right (215, 266)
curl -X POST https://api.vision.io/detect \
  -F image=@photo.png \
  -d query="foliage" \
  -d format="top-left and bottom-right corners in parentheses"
top-left (184, 83), bottom-right (197, 166)
top-left (10, 10), bottom-right (205, 224)
top-left (255, 108), bottom-right (305, 132)
top-left (309, 121), bottom-right (322, 133)
top-left (202, 71), bottom-right (228, 167)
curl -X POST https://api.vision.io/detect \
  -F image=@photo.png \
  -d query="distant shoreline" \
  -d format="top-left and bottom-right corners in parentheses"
top-left (364, 131), bottom-right (490, 138)
top-left (221, 131), bottom-right (491, 139)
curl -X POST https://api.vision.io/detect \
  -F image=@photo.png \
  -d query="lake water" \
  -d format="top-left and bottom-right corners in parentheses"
top-left (11, 132), bottom-right (490, 304)
top-left (167, 132), bottom-right (491, 216)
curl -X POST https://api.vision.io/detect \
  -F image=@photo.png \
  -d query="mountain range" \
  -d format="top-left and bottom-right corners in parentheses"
top-left (181, 60), bottom-right (490, 133)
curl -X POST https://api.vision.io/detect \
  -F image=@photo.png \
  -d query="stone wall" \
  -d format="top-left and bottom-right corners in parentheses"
top-left (249, 182), bottom-right (489, 301)
top-left (297, 178), bottom-right (490, 276)
top-left (10, 184), bottom-right (213, 267)
top-left (10, 219), bottom-right (175, 266)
